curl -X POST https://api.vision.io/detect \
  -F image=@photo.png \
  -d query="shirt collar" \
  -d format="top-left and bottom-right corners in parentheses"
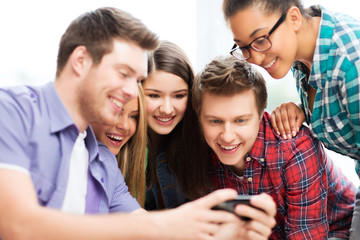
top-left (248, 112), bottom-right (279, 166)
top-left (86, 126), bottom-right (100, 163)
top-left (41, 82), bottom-right (75, 133)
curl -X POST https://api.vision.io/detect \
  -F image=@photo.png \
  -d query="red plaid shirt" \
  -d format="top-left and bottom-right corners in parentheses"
top-left (210, 112), bottom-right (355, 239)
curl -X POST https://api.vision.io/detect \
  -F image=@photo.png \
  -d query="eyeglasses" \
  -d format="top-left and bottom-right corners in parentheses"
top-left (230, 11), bottom-right (288, 60)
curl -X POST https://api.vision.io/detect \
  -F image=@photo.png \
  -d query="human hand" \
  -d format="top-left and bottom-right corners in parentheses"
top-left (270, 102), bottom-right (305, 139)
top-left (153, 189), bottom-right (239, 240)
top-left (214, 193), bottom-right (276, 240)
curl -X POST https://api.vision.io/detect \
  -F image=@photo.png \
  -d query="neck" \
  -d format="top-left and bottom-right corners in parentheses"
top-left (229, 165), bottom-right (243, 177)
top-left (148, 128), bottom-right (166, 154)
top-left (54, 77), bottom-right (88, 132)
top-left (296, 16), bottom-right (321, 70)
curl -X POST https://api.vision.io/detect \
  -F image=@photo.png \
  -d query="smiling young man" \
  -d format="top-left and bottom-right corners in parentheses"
top-left (0, 7), bottom-right (278, 240)
top-left (191, 55), bottom-right (356, 239)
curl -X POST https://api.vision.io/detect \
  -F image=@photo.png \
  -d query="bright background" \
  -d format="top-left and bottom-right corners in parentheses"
top-left (0, 0), bottom-right (359, 186)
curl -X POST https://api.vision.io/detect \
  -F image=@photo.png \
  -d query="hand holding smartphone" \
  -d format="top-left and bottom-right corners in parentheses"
top-left (211, 195), bottom-right (264, 221)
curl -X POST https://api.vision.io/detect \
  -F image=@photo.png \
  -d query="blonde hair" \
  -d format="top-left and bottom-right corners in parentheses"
top-left (117, 84), bottom-right (147, 207)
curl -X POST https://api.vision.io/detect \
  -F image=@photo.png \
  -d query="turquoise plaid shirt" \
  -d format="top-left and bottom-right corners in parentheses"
top-left (292, 5), bottom-right (360, 177)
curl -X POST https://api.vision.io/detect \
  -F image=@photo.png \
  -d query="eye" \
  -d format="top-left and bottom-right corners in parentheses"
top-left (209, 119), bottom-right (221, 124)
top-left (147, 94), bottom-right (159, 99)
top-left (119, 71), bottom-right (128, 78)
top-left (253, 36), bottom-right (267, 46)
top-left (174, 93), bottom-right (187, 99)
top-left (236, 119), bottom-right (246, 124)
top-left (129, 114), bottom-right (139, 121)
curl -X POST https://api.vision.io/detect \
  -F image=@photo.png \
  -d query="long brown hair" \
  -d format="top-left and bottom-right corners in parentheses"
top-left (145, 40), bottom-right (211, 199)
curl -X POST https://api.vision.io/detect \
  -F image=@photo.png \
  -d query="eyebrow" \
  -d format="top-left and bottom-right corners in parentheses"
top-left (144, 88), bottom-right (188, 93)
top-left (233, 27), bottom-right (268, 44)
top-left (203, 113), bottom-right (252, 119)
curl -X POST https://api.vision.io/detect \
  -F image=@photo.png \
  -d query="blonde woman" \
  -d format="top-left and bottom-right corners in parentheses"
top-left (92, 84), bottom-right (147, 206)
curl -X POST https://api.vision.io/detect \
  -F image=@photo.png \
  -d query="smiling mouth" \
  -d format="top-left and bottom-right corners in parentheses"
top-left (220, 143), bottom-right (240, 151)
top-left (154, 116), bottom-right (175, 123)
top-left (110, 97), bottom-right (124, 110)
top-left (263, 57), bottom-right (277, 69)
top-left (106, 134), bottom-right (124, 142)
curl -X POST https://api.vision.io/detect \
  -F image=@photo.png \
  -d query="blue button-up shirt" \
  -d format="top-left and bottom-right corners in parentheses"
top-left (292, 5), bottom-right (360, 177)
top-left (0, 82), bottom-right (140, 213)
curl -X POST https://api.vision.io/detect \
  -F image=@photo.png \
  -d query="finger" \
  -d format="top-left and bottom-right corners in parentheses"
top-left (270, 111), bottom-right (280, 135)
top-left (286, 104), bottom-right (298, 137)
top-left (279, 105), bottom-right (292, 139)
top-left (234, 204), bottom-right (275, 229)
top-left (192, 189), bottom-right (237, 209)
top-left (244, 228), bottom-right (270, 240)
top-left (208, 207), bottom-right (240, 224)
top-left (250, 193), bottom-right (277, 218)
top-left (272, 107), bottom-right (286, 137)
top-left (295, 108), bottom-right (306, 132)
top-left (243, 217), bottom-right (272, 238)
top-left (200, 222), bottom-right (221, 237)
top-left (197, 232), bottom-right (216, 240)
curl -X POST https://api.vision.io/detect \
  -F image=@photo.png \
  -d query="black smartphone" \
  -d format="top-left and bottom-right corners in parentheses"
top-left (211, 195), bottom-right (262, 221)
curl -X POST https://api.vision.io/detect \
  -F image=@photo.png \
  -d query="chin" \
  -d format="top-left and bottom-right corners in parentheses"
top-left (269, 71), bottom-right (287, 80)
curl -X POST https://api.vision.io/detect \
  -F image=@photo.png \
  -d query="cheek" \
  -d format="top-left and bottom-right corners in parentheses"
top-left (243, 123), bottom-right (260, 142)
top-left (128, 122), bottom-right (137, 139)
top-left (202, 126), bottom-right (217, 146)
top-left (175, 99), bottom-right (188, 117)
top-left (145, 99), bottom-right (158, 116)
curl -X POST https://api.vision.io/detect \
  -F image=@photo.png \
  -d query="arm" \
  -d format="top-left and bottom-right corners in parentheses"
top-left (270, 102), bottom-right (305, 139)
top-left (0, 168), bottom-right (247, 240)
top-left (282, 134), bottom-right (329, 239)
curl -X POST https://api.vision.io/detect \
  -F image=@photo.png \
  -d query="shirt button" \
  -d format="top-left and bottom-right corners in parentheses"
top-left (260, 158), bottom-right (265, 162)
top-left (37, 189), bottom-right (42, 195)
top-left (246, 156), bottom-right (251, 162)
top-left (101, 178), bottom-right (104, 183)
top-left (247, 177), bottom-right (253, 182)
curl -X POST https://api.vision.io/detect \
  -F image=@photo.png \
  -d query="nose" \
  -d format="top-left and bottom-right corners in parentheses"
top-left (220, 123), bottom-right (235, 143)
top-left (247, 49), bottom-right (266, 66)
top-left (159, 97), bottom-right (173, 115)
top-left (122, 79), bottom-right (139, 101)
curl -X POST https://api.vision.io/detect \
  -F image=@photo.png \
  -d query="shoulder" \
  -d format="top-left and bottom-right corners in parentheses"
top-left (0, 85), bottom-right (41, 112)
top-left (319, 6), bottom-right (360, 61)
top-left (0, 85), bottom-right (44, 133)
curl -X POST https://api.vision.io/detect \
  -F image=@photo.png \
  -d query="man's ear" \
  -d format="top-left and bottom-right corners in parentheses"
top-left (70, 45), bottom-right (92, 77)
top-left (287, 6), bottom-right (303, 32)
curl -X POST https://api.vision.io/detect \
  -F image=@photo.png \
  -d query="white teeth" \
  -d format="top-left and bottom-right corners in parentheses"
top-left (220, 144), bottom-right (239, 150)
top-left (263, 58), bottom-right (276, 69)
top-left (107, 134), bottom-right (124, 141)
top-left (111, 98), bottom-right (123, 109)
top-left (155, 117), bottom-right (172, 122)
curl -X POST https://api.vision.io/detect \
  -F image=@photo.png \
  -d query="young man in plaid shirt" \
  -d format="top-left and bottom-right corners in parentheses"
top-left (191, 55), bottom-right (356, 239)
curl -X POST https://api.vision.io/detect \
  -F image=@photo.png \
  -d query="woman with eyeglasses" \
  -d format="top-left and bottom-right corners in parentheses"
top-left (223, 0), bottom-right (360, 238)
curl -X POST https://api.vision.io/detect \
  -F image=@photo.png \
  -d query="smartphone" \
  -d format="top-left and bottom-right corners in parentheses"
top-left (211, 195), bottom-right (262, 221)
